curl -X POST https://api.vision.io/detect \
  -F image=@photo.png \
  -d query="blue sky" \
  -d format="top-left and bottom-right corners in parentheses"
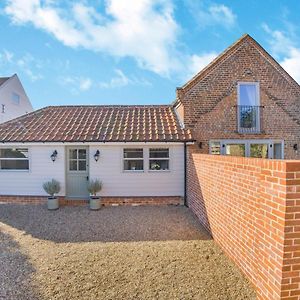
top-left (0, 0), bottom-right (300, 109)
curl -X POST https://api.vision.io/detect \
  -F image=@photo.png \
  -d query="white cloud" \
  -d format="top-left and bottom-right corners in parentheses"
top-left (262, 24), bottom-right (300, 83)
top-left (186, 1), bottom-right (237, 29)
top-left (0, 50), bottom-right (43, 81)
top-left (79, 77), bottom-right (92, 91)
top-left (281, 48), bottom-right (300, 83)
top-left (4, 0), bottom-right (180, 76)
top-left (99, 69), bottom-right (151, 89)
top-left (60, 76), bottom-right (93, 93)
top-left (208, 5), bottom-right (236, 28)
top-left (187, 52), bottom-right (218, 79)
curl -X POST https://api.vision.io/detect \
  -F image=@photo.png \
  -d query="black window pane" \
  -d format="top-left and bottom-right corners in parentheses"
top-left (78, 149), bottom-right (86, 159)
top-left (69, 149), bottom-right (77, 159)
top-left (123, 149), bottom-right (143, 158)
top-left (69, 160), bottom-right (77, 171)
top-left (0, 148), bottom-right (28, 159)
top-left (0, 160), bottom-right (29, 170)
top-left (149, 160), bottom-right (169, 170)
top-left (78, 160), bottom-right (86, 171)
top-left (124, 160), bottom-right (143, 171)
top-left (149, 148), bottom-right (169, 158)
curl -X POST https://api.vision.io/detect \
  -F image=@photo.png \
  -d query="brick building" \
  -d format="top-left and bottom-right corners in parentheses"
top-left (175, 34), bottom-right (300, 159)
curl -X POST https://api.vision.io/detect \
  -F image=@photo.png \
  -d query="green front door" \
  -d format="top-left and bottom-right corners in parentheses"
top-left (66, 147), bottom-right (89, 199)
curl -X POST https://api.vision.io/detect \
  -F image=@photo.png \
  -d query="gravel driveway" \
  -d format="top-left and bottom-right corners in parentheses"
top-left (0, 204), bottom-right (256, 300)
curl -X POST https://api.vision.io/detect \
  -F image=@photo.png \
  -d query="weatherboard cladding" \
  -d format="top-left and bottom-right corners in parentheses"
top-left (0, 105), bottom-right (193, 143)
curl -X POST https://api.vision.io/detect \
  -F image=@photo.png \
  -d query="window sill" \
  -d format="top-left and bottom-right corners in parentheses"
top-left (123, 170), bottom-right (144, 173)
top-left (148, 170), bottom-right (170, 173)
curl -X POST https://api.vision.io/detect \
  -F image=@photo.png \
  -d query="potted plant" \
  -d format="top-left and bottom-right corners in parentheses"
top-left (87, 179), bottom-right (102, 210)
top-left (43, 179), bottom-right (61, 210)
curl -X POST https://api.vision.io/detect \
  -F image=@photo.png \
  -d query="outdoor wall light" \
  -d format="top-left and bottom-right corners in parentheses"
top-left (50, 150), bottom-right (58, 162)
top-left (198, 142), bottom-right (203, 149)
top-left (94, 150), bottom-right (100, 162)
top-left (294, 144), bottom-right (298, 152)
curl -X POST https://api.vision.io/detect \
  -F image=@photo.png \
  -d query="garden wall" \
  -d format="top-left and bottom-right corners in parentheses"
top-left (187, 149), bottom-right (300, 300)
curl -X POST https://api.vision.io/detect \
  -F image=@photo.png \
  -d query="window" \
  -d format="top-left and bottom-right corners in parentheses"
top-left (237, 82), bottom-right (260, 133)
top-left (209, 140), bottom-right (284, 159)
top-left (210, 142), bottom-right (221, 155)
top-left (225, 144), bottom-right (245, 157)
top-left (149, 148), bottom-right (169, 171)
top-left (0, 148), bottom-right (29, 170)
top-left (69, 149), bottom-right (87, 171)
top-left (11, 92), bottom-right (20, 105)
top-left (274, 143), bottom-right (283, 159)
top-left (250, 143), bottom-right (268, 158)
top-left (123, 148), bottom-right (143, 171)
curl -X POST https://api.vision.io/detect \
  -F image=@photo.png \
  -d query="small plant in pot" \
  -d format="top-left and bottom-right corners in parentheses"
top-left (87, 179), bottom-right (102, 210)
top-left (43, 179), bottom-right (61, 210)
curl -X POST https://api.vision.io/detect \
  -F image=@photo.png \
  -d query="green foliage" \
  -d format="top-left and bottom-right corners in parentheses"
top-left (87, 179), bottom-right (102, 196)
top-left (43, 179), bottom-right (61, 197)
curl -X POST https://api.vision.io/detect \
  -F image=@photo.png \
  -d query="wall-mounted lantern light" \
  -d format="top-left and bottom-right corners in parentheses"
top-left (94, 150), bottom-right (100, 162)
top-left (294, 144), bottom-right (298, 152)
top-left (198, 142), bottom-right (203, 149)
top-left (51, 150), bottom-right (58, 162)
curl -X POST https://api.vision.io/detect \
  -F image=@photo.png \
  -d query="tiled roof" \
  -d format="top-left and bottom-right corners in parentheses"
top-left (0, 105), bottom-right (193, 143)
top-left (0, 77), bottom-right (10, 87)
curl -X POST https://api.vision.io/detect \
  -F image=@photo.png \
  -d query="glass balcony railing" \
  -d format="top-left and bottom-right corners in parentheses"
top-left (237, 105), bottom-right (263, 133)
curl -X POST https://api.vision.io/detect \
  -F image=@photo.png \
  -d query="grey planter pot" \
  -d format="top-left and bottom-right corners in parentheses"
top-left (89, 197), bottom-right (101, 210)
top-left (47, 197), bottom-right (59, 210)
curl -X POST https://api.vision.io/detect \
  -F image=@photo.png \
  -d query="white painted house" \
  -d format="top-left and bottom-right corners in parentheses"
top-left (0, 74), bottom-right (33, 123)
top-left (0, 105), bottom-right (193, 205)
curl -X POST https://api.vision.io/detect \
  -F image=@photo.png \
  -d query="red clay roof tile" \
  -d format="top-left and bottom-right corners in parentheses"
top-left (0, 105), bottom-right (193, 143)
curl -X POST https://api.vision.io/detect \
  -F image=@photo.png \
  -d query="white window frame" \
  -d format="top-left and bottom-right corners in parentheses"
top-left (148, 148), bottom-right (170, 172)
top-left (0, 147), bottom-right (30, 172)
top-left (237, 82), bottom-right (260, 133)
top-left (122, 148), bottom-right (144, 172)
top-left (209, 139), bottom-right (284, 159)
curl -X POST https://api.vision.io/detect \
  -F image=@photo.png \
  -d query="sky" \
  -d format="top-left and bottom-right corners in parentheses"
top-left (0, 0), bottom-right (300, 110)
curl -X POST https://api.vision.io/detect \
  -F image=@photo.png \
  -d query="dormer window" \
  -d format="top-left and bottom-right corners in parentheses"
top-left (11, 92), bottom-right (20, 105)
top-left (237, 82), bottom-right (261, 133)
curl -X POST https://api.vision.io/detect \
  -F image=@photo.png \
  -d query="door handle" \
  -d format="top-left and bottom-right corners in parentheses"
top-left (86, 176), bottom-right (89, 181)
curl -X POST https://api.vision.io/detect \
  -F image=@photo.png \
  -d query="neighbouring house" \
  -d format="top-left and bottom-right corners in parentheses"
top-left (0, 105), bottom-right (193, 204)
top-left (174, 34), bottom-right (300, 159)
top-left (0, 74), bottom-right (33, 123)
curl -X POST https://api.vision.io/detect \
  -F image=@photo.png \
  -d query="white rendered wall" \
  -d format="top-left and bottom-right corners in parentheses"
top-left (0, 145), bottom-right (65, 196)
top-left (0, 143), bottom-right (185, 197)
top-left (0, 75), bottom-right (33, 123)
top-left (89, 144), bottom-right (185, 197)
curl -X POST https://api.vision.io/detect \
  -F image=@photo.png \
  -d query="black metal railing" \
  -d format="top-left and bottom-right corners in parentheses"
top-left (237, 105), bottom-right (263, 133)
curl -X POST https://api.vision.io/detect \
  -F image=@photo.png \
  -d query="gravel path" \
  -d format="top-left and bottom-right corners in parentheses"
top-left (0, 204), bottom-right (256, 300)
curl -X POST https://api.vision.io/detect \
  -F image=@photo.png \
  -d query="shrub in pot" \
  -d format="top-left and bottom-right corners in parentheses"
top-left (87, 179), bottom-right (102, 210)
top-left (43, 179), bottom-right (61, 210)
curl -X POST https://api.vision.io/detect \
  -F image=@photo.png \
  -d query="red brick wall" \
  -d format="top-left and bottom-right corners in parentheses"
top-left (187, 149), bottom-right (300, 299)
top-left (0, 195), bottom-right (182, 206)
top-left (177, 35), bottom-right (300, 159)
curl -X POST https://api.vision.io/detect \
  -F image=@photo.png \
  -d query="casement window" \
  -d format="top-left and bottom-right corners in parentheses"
top-left (225, 144), bottom-right (246, 157)
top-left (0, 148), bottom-right (29, 170)
top-left (210, 142), bottom-right (221, 155)
top-left (123, 148), bottom-right (144, 171)
top-left (237, 82), bottom-right (261, 133)
top-left (149, 148), bottom-right (169, 171)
